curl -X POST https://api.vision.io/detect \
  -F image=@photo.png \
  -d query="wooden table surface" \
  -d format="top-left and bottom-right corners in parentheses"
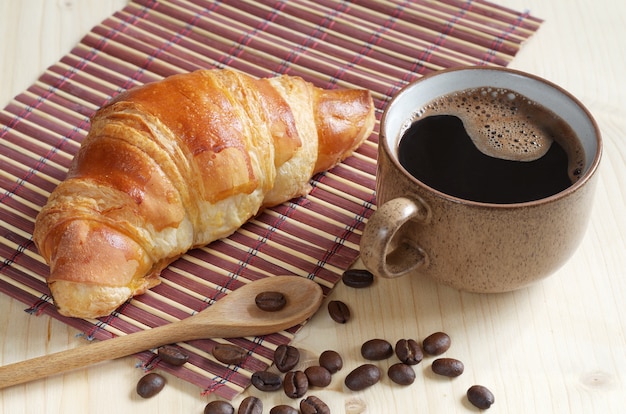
top-left (1, 1), bottom-right (624, 413)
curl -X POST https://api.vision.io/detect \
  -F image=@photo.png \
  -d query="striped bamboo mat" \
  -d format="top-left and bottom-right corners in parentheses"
top-left (0, 0), bottom-right (542, 399)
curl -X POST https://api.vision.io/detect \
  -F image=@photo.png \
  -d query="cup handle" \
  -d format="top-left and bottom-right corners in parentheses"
top-left (360, 197), bottom-right (428, 279)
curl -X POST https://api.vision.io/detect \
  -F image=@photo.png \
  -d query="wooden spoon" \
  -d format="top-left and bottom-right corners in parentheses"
top-left (0, 275), bottom-right (323, 389)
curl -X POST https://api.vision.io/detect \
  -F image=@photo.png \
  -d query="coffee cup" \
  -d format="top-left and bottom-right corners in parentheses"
top-left (360, 66), bottom-right (602, 292)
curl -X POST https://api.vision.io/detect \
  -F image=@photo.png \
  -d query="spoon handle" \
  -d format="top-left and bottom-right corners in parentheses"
top-left (0, 324), bottom-right (176, 389)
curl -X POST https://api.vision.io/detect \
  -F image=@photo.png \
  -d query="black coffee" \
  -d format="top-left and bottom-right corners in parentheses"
top-left (398, 87), bottom-right (585, 204)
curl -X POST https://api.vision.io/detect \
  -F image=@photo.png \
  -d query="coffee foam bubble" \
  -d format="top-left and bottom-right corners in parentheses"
top-left (414, 87), bottom-right (554, 162)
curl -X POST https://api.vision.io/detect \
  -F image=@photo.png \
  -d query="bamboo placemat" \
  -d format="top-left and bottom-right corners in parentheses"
top-left (0, 0), bottom-right (542, 399)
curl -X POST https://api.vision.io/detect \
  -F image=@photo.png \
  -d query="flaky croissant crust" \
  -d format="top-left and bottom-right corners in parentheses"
top-left (33, 69), bottom-right (375, 318)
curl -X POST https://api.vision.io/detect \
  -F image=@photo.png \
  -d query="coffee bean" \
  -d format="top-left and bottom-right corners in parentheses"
top-left (283, 370), bottom-right (308, 398)
top-left (300, 395), bottom-right (331, 414)
top-left (319, 350), bottom-right (343, 373)
top-left (304, 365), bottom-right (332, 387)
top-left (157, 345), bottom-right (189, 366)
top-left (395, 338), bottom-right (423, 365)
top-left (388, 363), bottom-right (416, 385)
top-left (274, 344), bottom-right (300, 372)
top-left (361, 338), bottom-right (393, 360)
top-left (251, 370), bottom-right (282, 392)
top-left (255, 291), bottom-right (286, 312)
top-left (213, 344), bottom-right (248, 365)
top-left (431, 358), bottom-right (464, 377)
top-left (269, 405), bottom-right (299, 414)
top-left (136, 372), bottom-right (166, 398)
top-left (204, 400), bottom-right (235, 414)
top-left (344, 364), bottom-right (381, 391)
top-left (422, 332), bottom-right (451, 355)
top-left (327, 300), bottom-right (350, 323)
top-left (467, 385), bottom-right (495, 409)
top-left (238, 396), bottom-right (262, 414)
top-left (341, 269), bottom-right (374, 288)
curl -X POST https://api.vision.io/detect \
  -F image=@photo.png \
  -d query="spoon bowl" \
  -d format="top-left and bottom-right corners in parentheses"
top-left (0, 275), bottom-right (323, 389)
top-left (173, 275), bottom-right (324, 340)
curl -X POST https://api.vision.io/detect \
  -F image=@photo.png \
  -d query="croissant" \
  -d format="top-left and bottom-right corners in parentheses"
top-left (33, 69), bottom-right (375, 318)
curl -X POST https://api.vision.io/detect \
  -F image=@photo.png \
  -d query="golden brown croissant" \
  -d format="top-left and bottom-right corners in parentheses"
top-left (33, 69), bottom-right (375, 318)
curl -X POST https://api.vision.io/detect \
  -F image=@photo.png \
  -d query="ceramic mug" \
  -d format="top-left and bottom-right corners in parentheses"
top-left (360, 66), bottom-right (602, 292)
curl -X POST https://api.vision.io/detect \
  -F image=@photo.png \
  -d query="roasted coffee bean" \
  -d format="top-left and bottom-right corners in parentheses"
top-left (274, 344), bottom-right (300, 372)
top-left (136, 372), bottom-right (166, 398)
top-left (361, 338), bottom-right (393, 360)
top-left (327, 300), bottom-right (350, 323)
top-left (238, 396), bottom-right (262, 414)
top-left (213, 344), bottom-right (248, 365)
top-left (157, 345), bottom-right (189, 366)
top-left (300, 395), bottom-right (331, 414)
top-left (251, 370), bottom-right (282, 391)
top-left (344, 363), bottom-right (381, 391)
top-left (255, 291), bottom-right (286, 312)
top-left (388, 363), bottom-right (416, 385)
top-left (467, 385), bottom-right (495, 409)
top-left (269, 405), bottom-right (299, 414)
top-left (319, 350), bottom-right (343, 373)
top-left (204, 400), bottom-right (235, 414)
top-left (341, 269), bottom-right (374, 288)
top-left (395, 338), bottom-right (423, 365)
top-left (283, 370), bottom-right (308, 398)
top-left (305, 365), bottom-right (332, 387)
top-left (422, 331), bottom-right (451, 355)
top-left (431, 358), bottom-right (464, 377)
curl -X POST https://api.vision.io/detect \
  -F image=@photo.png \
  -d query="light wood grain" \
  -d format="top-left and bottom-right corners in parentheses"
top-left (1, 0), bottom-right (625, 413)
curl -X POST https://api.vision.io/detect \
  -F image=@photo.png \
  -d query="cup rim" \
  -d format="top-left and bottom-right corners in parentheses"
top-left (380, 65), bottom-right (603, 208)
